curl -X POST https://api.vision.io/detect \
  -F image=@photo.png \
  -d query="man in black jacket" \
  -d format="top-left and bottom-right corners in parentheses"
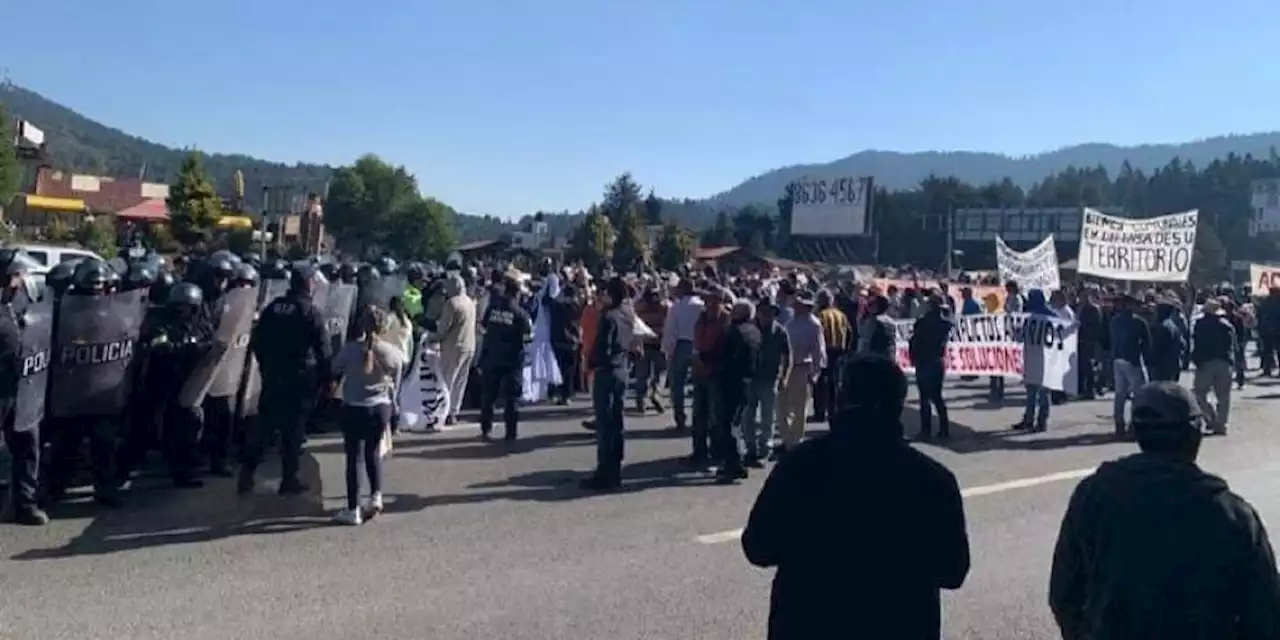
top-left (741, 354), bottom-right (970, 639)
top-left (581, 278), bottom-right (629, 492)
top-left (909, 293), bottom-right (952, 440)
top-left (1049, 381), bottom-right (1280, 639)
top-left (715, 300), bottom-right (761, 484)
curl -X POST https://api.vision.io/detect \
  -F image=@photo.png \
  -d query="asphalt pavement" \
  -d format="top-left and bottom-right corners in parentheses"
top-left (4, 375), bottom-right (1280, 639)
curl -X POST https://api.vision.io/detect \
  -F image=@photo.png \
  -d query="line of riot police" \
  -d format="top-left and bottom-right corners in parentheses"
top-left (0, 248), bottom-right (397, 526)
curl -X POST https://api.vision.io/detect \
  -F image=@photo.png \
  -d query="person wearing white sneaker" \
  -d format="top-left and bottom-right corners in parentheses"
top-left (331, 306), bottom-right (405, 526)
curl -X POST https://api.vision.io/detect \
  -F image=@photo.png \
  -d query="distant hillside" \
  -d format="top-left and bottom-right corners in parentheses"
top-left (0, 83), bottom-right (333, 201)
top-left (708, 136), bottom-right (1280, 210)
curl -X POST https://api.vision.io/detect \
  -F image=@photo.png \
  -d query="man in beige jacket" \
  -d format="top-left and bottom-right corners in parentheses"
top-left (429, 274), bottom-right (477, 426)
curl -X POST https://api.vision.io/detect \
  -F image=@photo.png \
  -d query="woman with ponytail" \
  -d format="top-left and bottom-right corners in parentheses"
top-left (330, 304), bottom-right (405, 525)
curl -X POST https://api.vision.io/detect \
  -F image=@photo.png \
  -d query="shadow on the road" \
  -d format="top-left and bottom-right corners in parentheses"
top-left (10, 454), bottom-right (330, 561)
top-left (901, 407), bottom-right (1120, 454)
top-left (391, 426), bottom-right (684, 461)
top-left (415, 456), bottom-right (714, 507)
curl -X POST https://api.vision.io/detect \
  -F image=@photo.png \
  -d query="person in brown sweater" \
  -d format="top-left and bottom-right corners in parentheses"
top-left (690, 287), bottom-right (730, 468)
top-left (633, 287), bottom-right (670, 413)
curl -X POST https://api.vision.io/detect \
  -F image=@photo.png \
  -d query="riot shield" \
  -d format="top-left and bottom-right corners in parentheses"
top-left (203, 286), bottom-right (258, 399)
top-left (258, 278), bottom-right (290, 312)
top-left (324, 283), bottom-right (357, 355)
top-left (49, 290), bottom-right (146, 419)
top-left (366, 275), bottom-right (408, 309)
top-left (179, 287), bottom-right (259, 407)
top-left (13, 299), bottom-right (53, 432)
top-left (238, 356), bottom-right (261, 418)
top-left (311, 279), bottom-right (331, 317)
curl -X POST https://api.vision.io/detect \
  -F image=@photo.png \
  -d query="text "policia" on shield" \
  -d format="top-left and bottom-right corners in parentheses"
top-left (60, 340), bottom-right (136, 366)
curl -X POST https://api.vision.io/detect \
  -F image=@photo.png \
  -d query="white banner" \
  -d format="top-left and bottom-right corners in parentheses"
top-left (996, 235), bottom-right (1061, 291)
top-left (1077, 208), bottom-right (1198, 282)
top-left (788, 176), bottom-right (872, 236)
top-left (895, 313), bottom-right (1078, 393)
top-left (1249, 263), bottom-right (1280, 291)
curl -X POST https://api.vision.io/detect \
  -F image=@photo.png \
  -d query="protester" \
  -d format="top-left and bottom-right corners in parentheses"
top-left (330, 305), bottom-right (404, 526)
top-left (812, 290), bottom-right (851, 423)
top-left (690, 286), bottom-right (730, 468)
top-left (1109, 293), bottom-right (1150, 438)
top-left (582, 278), bottom-right (629, 491)
top-left (715, 299), bottom-right (760, 484)
top-left (661, 279), bottom-right (703, 432)
top-left (743, 298), bottom-right (790, 467)
top-left (1015, 290), bottom-right (1053, 432)
top-left (742, 354), bottom-right (970, 639)
top-left (909, 293), bottom-right (952, 439)
top-left (1191, 298), bottom-right (1234, 436)
top-left (777, 294), bottom-right (824, 456)
top-left (1049, 381), bottom-right (1280, 638)
top-left (430, 273), bottom-right (477, 426)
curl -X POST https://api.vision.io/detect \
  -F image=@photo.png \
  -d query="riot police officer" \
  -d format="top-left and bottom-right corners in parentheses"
top-left (241, 265), bottom-right (331, 495)
top-left (477, 277), bottom-right (532, 442)
top-left (0, 249), bottom-right (47, 525)
top-left (375, 256), bottom-right (398, 276)
top-left (123, 261), bottom-right (159, 293)
top-left (232, 263), bottom-right (259, 289)
top-left (45, 259), bottom-right (80, 300)
top-left (46, 259), bottom-right (125, 508)
top-left (145, 282), bottom-right (214, 488)
top-left (338, 262), bottom-right (358, 285)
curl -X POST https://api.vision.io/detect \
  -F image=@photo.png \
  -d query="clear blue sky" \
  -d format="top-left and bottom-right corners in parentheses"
top-left (4, 0), bottom-right (1277, 218)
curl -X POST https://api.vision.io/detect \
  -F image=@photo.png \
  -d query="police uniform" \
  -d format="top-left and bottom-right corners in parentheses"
top-left (0, 250), bottom-right (48, 526)
top-left (46, 260), bottom-right (127, 507)
top-left (477, 290), bottom-right (531, 440)
top-left (242, 267), bottom-right (331, 495)
top-left (146, 282), bottom-right (215, 488)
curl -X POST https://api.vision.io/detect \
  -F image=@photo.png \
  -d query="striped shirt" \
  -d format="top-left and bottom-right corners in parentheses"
top-left (817, 307), bottom-right (852, 352)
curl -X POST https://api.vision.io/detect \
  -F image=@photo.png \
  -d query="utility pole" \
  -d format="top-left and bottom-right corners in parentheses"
top-left (944, 203), bottom-right (955, 279)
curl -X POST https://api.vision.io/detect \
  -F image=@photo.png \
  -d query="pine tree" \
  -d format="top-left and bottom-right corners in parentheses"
top-left (612, 206), bottom-right (649, 272)
top-left (567, 206), bottom-right (616, 271)
top-left (654, 223), bottom-right (695, 271)
top-left (166, 152), bottom-right (224, 245)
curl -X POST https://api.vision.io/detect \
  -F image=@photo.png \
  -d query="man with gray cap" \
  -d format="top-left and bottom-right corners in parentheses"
top-left (714, 299), bottom-right (761, 484)
top-left (1049, 381), bottom-right (1280, 639)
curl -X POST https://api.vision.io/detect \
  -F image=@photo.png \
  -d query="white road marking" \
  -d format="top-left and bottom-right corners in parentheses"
top-left (695, 466), bottom-right (1096, 544)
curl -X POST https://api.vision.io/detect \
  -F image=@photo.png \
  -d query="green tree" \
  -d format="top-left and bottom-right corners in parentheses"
top-left (600, 172), bottom-right (643, 227)
top-left (75, 217), bottom-right (117, 258)
top-left (654, 223), bottom-right (696, 271)
top-left (567, 206), bottom-right (616, 270)
top-left (612, 207), bottom-right (649, 272)
top-left (165, 152), bottom-right (224, 245)
top-left (324, 154), bottom-right (419, 253)
top-left (384, 196), bottom-right (459, 261)
top-left (0, 103), bottom-right (18, 209)
top-left (223, 226), bottom-right (257, 254)
top-left (1191, 220), bottom-right (1228, 286)
top-left (700, 211), bottom-right (735, 246)
top-left (642, 188), bottom-right (664, 225)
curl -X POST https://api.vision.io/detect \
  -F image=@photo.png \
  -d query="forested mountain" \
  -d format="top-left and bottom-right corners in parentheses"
top-left (709, 137), bottom-right (1280, 210)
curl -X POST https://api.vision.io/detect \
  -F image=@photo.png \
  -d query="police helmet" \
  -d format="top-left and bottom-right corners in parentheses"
top-left (290, 264), bottom-right (321, 293)
top-left (210, 249), bottom-right (241, 266)
top-left (261, 258), bottom-right (290, 280)
top-left (207, 255), bottom-right (236, 280)
top-left (338, 262), bottom-right (359, 283)
top-left (46, 259), bottom-right (80, 296)
top-left (318, 262), bottom-right (338, 282)
top-left (72, 259), bottom-right (118, 291)
top-left (233, 263), bottom-right (260, 287)
top-left (356, 263), bottom-right (380, 285)
top-left (166, 281), bottom-right (204, 307)
top-left (150, 271), bottom-right (176, 304)
top-left (0, 247), bottom-right (30, 277)
top-left (241, 251), bottom-right (262, 267)
top-left (375, 256), bottom-right (398, 276)
top-left (406, 262), bottom-right (427, 283)
top-left (124, 262), bottom-right (159, 291)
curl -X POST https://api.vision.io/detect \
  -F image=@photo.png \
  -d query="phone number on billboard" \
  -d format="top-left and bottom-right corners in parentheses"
top-left (792, 177), bottom-right (865, 207)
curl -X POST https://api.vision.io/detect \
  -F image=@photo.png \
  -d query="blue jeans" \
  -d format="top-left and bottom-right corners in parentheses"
top-left (1022, 384), bottom-right (1050, 429)
top-left (634, 344), bottom-right (664, 402)
top-left (668, 341), bottom-right (693, 427)
top-left (1113, 359), bottom-right (1147, 428)
top-left (742, 380), bottom-right (777, 456)
top-left (593, 371), bottom-right (626, 478)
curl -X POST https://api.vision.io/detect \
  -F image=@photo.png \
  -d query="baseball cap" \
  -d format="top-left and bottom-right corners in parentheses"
top-left (1131, 382), bottom-right (1202, 433)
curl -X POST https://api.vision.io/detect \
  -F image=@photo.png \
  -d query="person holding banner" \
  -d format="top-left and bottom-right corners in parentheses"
top-left (1110, 295), bottom-right (1151, 438)
top-left (908, 294), bottom-right (952, 440)
top-left (1014, 291), bottom-right (1053, 432)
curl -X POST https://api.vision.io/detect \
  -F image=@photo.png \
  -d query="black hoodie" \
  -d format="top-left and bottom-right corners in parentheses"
top-left (1049, 453), bottom-right (1280, 640)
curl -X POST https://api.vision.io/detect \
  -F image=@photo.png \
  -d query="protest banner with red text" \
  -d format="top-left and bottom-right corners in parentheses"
top-left (894, 312), bottom-right (1079, 393)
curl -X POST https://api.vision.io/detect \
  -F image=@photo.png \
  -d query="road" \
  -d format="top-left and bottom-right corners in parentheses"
top-left (4, 375), bottom-right (1280, 640)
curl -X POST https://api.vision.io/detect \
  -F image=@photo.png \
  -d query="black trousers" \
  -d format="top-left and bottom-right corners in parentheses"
top-left (162, 403), bottom-right (203, 482)
top-left (714, 380), bottom-right (746, 471)
top-left (47, 416), bottom-right (119, 494)
top-left (200, 395), bottom-right (235, 469)
top-left (478, 367), bottom-right (520, 436)
top-left (242, 384), bottom-right (313, 483)
top-left (812, 348), bottom-right (844, 421)
top-left (691, 378), bottom-right (718, 460)
top-left (552, 344), bottom-right (579, 399)
top-left (915, 362), bottom-right (949, 437)
top-left (1077, 343), bottom-right (1097, 397)
top-left (2, 401), bottom-right (39, 510)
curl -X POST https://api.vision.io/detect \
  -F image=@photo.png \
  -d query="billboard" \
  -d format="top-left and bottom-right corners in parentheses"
top-left (788, 176), bottom-right (872, 237)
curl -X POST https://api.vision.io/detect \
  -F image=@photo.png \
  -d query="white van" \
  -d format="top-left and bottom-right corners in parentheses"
top-left (10, 244), bottom-right (104, 296)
